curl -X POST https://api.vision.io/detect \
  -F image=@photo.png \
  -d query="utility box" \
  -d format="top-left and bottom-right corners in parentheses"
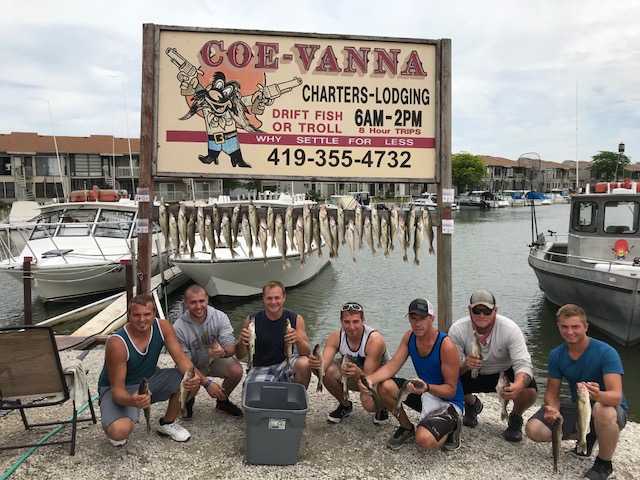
top-left (242, 381), bottom-right (309, 465)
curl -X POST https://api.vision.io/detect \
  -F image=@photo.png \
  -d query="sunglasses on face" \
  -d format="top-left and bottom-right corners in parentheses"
top-left (341, 303), bottom-right (363, 312)
top-left (472, 306), bottom-right (494, 316)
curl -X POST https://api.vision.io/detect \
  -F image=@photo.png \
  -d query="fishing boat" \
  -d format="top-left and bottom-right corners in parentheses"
top-left (169, 192), bottom-right (331, 299)
top-left (411, 193), bottom-right (460, 211)
top-left (0, 187), bottom-right (168, 302)
top-left (528, 181), bottom-right (640, 346)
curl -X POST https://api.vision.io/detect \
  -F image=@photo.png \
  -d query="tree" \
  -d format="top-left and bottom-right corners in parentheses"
top-left (588, 151), bottom-right (631, 181)
top-left (452, 152), bottom-right (486, 192)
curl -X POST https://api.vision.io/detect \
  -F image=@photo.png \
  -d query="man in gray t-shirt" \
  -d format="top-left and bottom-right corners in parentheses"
top-left (173, 284), bottom-right (243, 419)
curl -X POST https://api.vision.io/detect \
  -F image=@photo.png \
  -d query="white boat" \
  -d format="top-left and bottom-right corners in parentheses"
top-left (0, 190), bottom-right (167, 302)
top-left (528, 183), bottom-right (640, 346)
top-left (411, 193), bottom-right (460, 211)
top-left (502, 190), bottom-right (526, 207)
top-left (549, 188), bottom-right (571, 204)
top-left (170, 192), bottom-right (331, 299)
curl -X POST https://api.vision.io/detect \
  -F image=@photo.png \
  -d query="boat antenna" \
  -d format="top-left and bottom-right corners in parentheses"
top-left (48, 101), bottom-right (68, 201)
top-left (123, 82), bottom-right (136, 195)
top-left (575, 78), bottom-right (579, 191)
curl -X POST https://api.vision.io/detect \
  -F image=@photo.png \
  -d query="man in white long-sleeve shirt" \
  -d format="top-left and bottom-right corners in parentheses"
top-left (448, 290), bottom-right (537, 442)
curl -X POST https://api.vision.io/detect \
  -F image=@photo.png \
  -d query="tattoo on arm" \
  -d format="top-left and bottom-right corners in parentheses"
top-left (522, 374), bottom-right (531, 387)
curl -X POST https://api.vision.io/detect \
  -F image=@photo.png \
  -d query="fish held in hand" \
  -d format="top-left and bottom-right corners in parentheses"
top-left (576, 382), bottom-right (592, 455)
top-left (248, 317), bottom-right (256, 369)
top-left (313, 343), bottom-right (324, 392)
top-left (180, 367), bottom-right (195, 419)
top-left (496, 371), bottom-right (510, 422)
top-left (393, 379), bottom-right (423, 416)
top-left (138, 378), bottom-right (151, 434)
top-left (361, 376), bottom-right (382, 419)
top-left (552, 415), bottom-right (563, 474)
top-left (284, 319), bottom-right (293, 371)
top-left (471, 332), bottom-right (483, 379)
top-left (341, 355), bottom-right (351, 400)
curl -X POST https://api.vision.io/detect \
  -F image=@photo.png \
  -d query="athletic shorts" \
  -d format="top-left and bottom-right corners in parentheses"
top-left (460, 366), bottom-right (538, 394)
top-left (530, 396), bottom-right (628, 439)
top-left (205, 356), bottom-right (240, 377)
top-left (244, 355), bottom-right (301, 384)
top-left (98, 367), bottom-right (182, 429)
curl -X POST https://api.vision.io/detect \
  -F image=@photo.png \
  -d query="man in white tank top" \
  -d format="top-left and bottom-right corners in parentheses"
top-left (309, 302), bottom-right (391, 425)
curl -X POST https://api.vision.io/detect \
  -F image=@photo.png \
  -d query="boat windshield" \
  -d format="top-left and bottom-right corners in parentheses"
top-left (603, 200), bottom-right (639, 234)
top-left (572, 201), bottom-right (598, 233)
top-left (94, 210), bottom-right (135, 238)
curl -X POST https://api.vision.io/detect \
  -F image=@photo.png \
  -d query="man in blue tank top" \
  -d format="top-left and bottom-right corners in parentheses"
top-left (308, 301), bottom-right (391, 425)
top-left (361, 298), bottom-right (464, 452)
top-left (236, 280), bottom-right (312, 387)
top-left (526, 304), bottom-right (627, 480)
top-left (98, 293), bottom-right (217, 446)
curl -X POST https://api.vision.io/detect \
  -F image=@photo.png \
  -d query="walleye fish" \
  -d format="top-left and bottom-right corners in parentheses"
top-left (330, 216), bottom-right (339, 258)
top-left (242, 214), bottom-right (254, 259)
top-left (408, 205), bottom-right (416, 246)
top-left (248, 201), bottom-right (259, 247)
top-left (285, 205), bottom-right (296, 252)
top-left (221, 213), bottom-right (238, 259)
top-left (259, 217), bottom-right (269, 266)
top-left (341, 355), bottom-right (351, 400)
top-left (576, 382), bottom-right (592, 455)
top-left (389, 205), bottom-right (398, 252)
top-left (319, 205), bottom-right (333, 258)
top-left (360, 375), bottom-right (382, 419)
top-left (423, 209), bottom-right (435, 254)
top-left (552, 415), bottom-right (563, 474)
top-left (496, 372), bottom-right (511, 422)
top-left (187, 213), bottom-right (196, 259)
top-left (398, 215), bottom-right (408, 262)
top-left (197, 206), bottom-right (206, 253)
top-left (313, 343), bottom-right (325, 392)
top-left (471, 331), bottom-right (483, 379)
top-left (205, 215), bottom-right (217, 262)
top-left (381, 216), bottom-right (389, 258)
top-left (371, 208), bottom-right (381, 248)
top-left (295, 216), bottom-right (306, 266)
top-left (303, 203), bottom-right (312, 254)
top-left (346, 219), bottom-right (356, 262)
top-left (413, 216), bottom-right (424, 266)
top-left (248, 317), bottom-right (256, 369)
top-left (180, 367), bottom-right (195, 419)
top-left (337, 204), bottom-right (346, 245)
top-left (169, 212), bottom-right (181, 259)
top-left (178, 204), bottom-right (188, 254)
top-left (364, 216), bottom-right (376, 256)
top-left (267, 206), bottom-right (276, 248)
top-left (207, 338), bottom-right (220, 368)
top-left (355, 204), bottom-right (364, 250)
top-left (212, 203), bottom-right (221, 244)
top-left (312, 214), bottom-right (322, 257)
top-left (393, 379), bottom-right (424, 415)
top-left (275, 214), bottom-right (291, 269)
top-left (231, 205), bottom-right (240, 247)
top-left (159, 200), bottom-right (170, 249)
top-left (284, 318), bottom-right (293, 371)
top-left (138, 377), bottom-right (151, 434)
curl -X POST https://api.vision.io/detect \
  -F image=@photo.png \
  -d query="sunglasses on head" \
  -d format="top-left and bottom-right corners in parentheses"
top-left (472, 305), bottom-right (494, 316)
top-left (341, 303), bottom-right (363, 312)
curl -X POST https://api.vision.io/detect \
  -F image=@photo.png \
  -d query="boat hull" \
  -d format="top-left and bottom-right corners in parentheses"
top-left (528, 247), bottom-right (640, 347)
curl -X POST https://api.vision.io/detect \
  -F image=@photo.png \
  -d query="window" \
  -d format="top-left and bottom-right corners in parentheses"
top-left (604, 201), bottom-right (638, 234)
top-left (57, 208), bottom-right (99, 237)
top-left (35, 156), bottom-right (61, 176)
top-left (572, 202), bottom-right (597, 233)
top-left (94, 210), bottom-right (134, 238)
top-left (0, 156), bottom-right (10, 176)
top-left (71, 154), bottom-right (102, 177)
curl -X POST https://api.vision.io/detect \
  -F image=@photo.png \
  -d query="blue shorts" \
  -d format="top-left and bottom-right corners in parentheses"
top-left (98, 368), bottom-right (182, 429)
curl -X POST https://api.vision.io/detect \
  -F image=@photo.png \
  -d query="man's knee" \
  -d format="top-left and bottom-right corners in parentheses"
top-left (225, 361), bottom-right (244, 381)
top-left (525, 418), bottom-right (549, 442)
top-left (415, 426), bottom-right (439, 450)
top-left (105, 418), bottom-right (134, 441)
top-left (592, 402), bottom-right (618, 423)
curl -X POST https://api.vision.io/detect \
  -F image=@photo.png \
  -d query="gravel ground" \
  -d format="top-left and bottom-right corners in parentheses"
top-left (1, 349), bottom-right (638, 480)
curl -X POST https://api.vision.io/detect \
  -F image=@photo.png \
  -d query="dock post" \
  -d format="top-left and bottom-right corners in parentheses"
top-left (23, 256), bottom-right (32, 325)
top-left (122, 259), bottom-right (134, 309)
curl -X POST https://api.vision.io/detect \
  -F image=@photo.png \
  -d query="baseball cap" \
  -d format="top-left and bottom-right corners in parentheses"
top-left (407, 298), bottom-right (435, 317)
top-left (470, 290), bottom-right (496, 309)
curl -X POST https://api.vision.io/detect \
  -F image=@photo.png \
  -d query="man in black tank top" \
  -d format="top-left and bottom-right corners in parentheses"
top-left (309, 301), bottom-right (391, 425)
top-left (237, 280), bottom-right (312, 387)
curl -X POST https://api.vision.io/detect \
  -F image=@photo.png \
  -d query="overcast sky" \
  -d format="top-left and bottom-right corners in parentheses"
top-left (2, 1), bottom-right (639, 164)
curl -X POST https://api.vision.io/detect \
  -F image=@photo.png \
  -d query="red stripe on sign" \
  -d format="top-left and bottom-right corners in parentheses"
top-left (165, 131), bottom-right (435, 148)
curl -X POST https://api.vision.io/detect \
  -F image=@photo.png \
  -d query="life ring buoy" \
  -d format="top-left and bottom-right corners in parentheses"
top-left (98, 190), bottom-right (120, 202)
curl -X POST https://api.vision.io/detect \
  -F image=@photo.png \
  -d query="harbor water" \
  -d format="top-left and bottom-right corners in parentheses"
top-left (1, 203), bottom-right (638, 420)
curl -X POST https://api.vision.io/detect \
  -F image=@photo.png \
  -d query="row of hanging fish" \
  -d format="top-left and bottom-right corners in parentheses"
top-left (157, 200), bottom-right (435, 268)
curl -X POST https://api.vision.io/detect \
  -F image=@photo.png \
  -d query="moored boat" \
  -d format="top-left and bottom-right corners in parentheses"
top-left (528, 184), bottom-right (640, 346)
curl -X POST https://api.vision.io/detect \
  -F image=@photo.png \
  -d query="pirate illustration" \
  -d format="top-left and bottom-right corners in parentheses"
top-left (166, 47), bottom-right (302, 168)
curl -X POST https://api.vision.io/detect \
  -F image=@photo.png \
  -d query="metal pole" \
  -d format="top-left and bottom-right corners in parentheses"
top-left (23, 256), bottom-right (32, 325)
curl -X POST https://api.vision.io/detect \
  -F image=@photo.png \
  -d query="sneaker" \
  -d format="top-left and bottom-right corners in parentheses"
top-left (387, 425), bottom-right (416, 450)
top-left (327, 402), bottom-right (353, 424)
top-left (108, 438), bottom-right (127, 447)
top-left (373, 409), bottom-right (390, 426)
top-left (157, 420), bottom-right (191, 442)
top-left (216, 399), bottom-right (243, 418)
top-left (584, 457), bottom-right (615, 480)
top-left (572, 432), bottom-right (598, 459)
top-left (503, 412), bottom-right (523, 442)
top-left (443, 415), bottom-right (462, 451)
top-left (463, 395), bottom-right (483, 428)
top-left (182, 397), bottom-right (195, 421)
